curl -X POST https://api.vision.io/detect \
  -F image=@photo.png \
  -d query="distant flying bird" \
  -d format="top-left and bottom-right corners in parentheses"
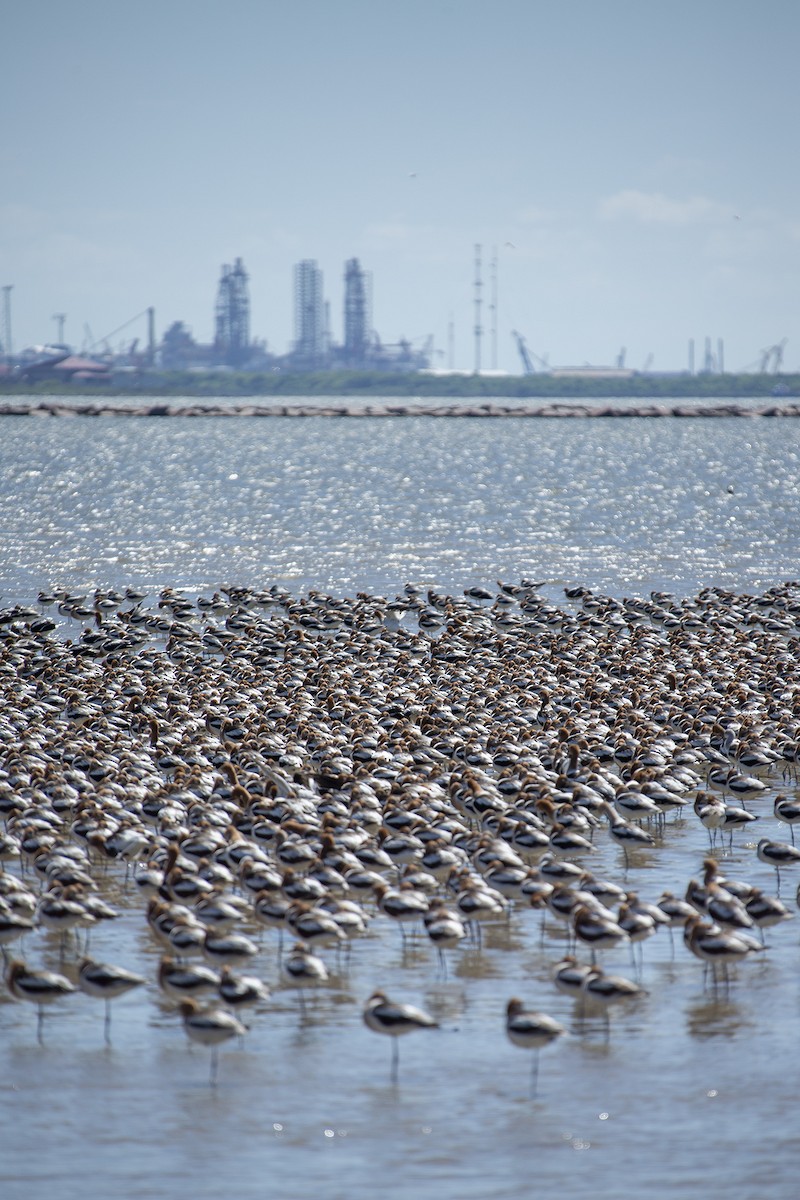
top-left (505, 241), bottom-right (516, 248)
top-left (408, 172), bottom-right (417, 178)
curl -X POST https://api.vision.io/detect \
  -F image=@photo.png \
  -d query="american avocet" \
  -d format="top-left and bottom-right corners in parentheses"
top-left (683, 914), bottom-right (763, 986)
top-left (723, 769), bottom-right (767, 801)
top-left (480, 858), bottom-right (530, 900)
top-left (537, 853), bottom-right (584, 884)
top-left (363, 989), bottom-right (438, 1081)
top-left (658, 890), bottom-right (698, 926)
top-left (454, 876), bottom-right (508, 943)
top-left (168, 921), bottom-right (207, 958)
top-left (580, 966), bottom-right (644, 1038)
top-left (657, 891), bottom-right (698, 954)
top-left (579, 872), bottom-right (626, 908)
top-left (285, 901), bottom-right (347, 949)
top-left (547, 824), bottom-right (594, 859)
top-left (218, 965), bottom-right (271, 1010)
top-left (552, 955), bottom-right (594, 999)
top-left (694, 793), bottom-right (727, 848)
top-left (718, 805), bottom-right (758, 847)
top-left (77, 957), bottom-right (146, 1043)
top-left (774, 795), bottom-right (800, 844)
top-left (505, 997), bottom-right (565, 1096)
top-left (571, 903), bottom-right (628, 959)
top-left (0, 905), bottom-right (35, 958)
top-left (601, 803), bottom-right (655, 866)
top-left (423, 902), bottom-right (466, 974)
top-left (5, 959), bottom-right (76, 1043)
top-left (202, 929), bottom-right (259, 970)
top-left (283, 941), bottom-right (329, 1012)
top-left (158, 956), bottom-right (221, 1004)
top-left (612, 788), bottom-right (662, 824)
top-left (374, 881), bottom-right (430, 929)
top-left (193, 893), bottom-right (250, 932)
top-left (36, 888), bottom-right (95, 955)
top-left (178, 998), bottom-right (248, 1086)
top-left (744, 887), bottom-right (793, 939)
top-left (705, 882), bottom-right (755, 934)
top-left (757, 839), bottom-right (800, 893)
top-left (617, 901), bottom-right (657, 975)
top-left (251, 890), bottom-right (292, 953)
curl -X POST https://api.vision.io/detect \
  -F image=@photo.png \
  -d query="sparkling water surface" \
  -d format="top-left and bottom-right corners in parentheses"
top-left (1, 405), bottom-right (799, 1200)
top-left (1, 408), bottom-right (797, 602)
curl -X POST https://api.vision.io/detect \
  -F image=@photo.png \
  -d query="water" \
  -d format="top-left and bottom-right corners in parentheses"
top-left (1, 403), bottom-right (800, 1200)
top-left (1, 408), bottom-right (798, 603)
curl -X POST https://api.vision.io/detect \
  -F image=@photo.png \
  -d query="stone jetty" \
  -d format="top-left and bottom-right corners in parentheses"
top-left (1, 401), bottom-right (800, 419)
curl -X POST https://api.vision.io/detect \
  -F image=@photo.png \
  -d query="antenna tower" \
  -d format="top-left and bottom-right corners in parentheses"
top-left (474, 244), bottom-right (482, 373)
top-left (1, 285), bottom-right (12, 358)
top-left (489, 246), bottom-right (498, 370)
top-left (147, 307), bottom-right (156, 365)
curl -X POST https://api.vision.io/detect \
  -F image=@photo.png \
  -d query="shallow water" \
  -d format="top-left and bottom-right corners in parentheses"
top-left (1, 406), bottom-right (800, 1200)
top-left (1, 410), bottom-right (798, 604)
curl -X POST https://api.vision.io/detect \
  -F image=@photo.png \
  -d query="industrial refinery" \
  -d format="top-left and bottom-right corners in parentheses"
top-left (0, 254), bottom-right (432, 384)
top-left (0, 247), bottom-right (790, 387)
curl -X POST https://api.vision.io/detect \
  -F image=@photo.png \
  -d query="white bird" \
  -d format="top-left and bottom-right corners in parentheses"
top-left (77, 957), bottom-right (146, 1044)
top-left (158, 956), bottom-right (220, 1003)
top-left (363, 990), bottom-right (438, 1081)
top-left (218, 965), bottom-right (271, 1010)
top-left (581, 967), bottom-right (645, 1038)
top-left (5, 959), bottom-right (76, 1043)
top-left (505, 997), bottom-right (565, 1096)
top-left (757, 839), bottom-right (800, 892)
top-left (179, 998), bottom-right (248, 1085)
top-left (283, 941), bottom-right (329, 1013)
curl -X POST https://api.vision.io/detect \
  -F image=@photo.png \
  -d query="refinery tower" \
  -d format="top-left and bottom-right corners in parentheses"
top-left (214, 258), bottom-right (250, 366)
top-left (294, 259), bottom-right (325, 365)
top-left (343, 258), bottom-right (371, 367)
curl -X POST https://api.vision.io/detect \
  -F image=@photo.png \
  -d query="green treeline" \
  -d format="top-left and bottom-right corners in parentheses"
top-left (1, 371), bottom-right (797, 399)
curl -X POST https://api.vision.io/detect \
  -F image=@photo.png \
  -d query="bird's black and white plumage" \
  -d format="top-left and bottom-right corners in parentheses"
top-left (363, 990), bottom-right (438, 1080)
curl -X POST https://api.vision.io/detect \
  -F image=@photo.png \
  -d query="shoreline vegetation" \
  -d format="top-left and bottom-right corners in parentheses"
top-left (0, 369), bottom-right (797, 400)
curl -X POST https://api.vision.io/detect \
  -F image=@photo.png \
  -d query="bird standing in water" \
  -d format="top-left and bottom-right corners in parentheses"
top-left (363, 990), bottom-right (438, 1081)
top-left (505, 997), bottom-right (565, 1097)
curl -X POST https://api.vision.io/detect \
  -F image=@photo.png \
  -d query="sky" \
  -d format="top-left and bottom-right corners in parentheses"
top-left (2, 0), bottom-right (800, 373)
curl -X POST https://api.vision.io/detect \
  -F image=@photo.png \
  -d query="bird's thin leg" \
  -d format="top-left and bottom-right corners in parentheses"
top-left (530, 1051), bottom-right (540, 1099)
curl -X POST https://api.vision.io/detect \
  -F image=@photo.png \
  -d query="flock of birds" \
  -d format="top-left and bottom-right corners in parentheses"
top-left (2, 576), bottom-right (800, 1092)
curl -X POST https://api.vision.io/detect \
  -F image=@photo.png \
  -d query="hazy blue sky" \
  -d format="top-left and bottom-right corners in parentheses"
top-left (3, 0), bottom-right (799, 372)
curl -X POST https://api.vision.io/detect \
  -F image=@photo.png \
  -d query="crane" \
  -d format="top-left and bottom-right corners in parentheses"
top-left (512, 329), bottom-right (535, 374)
top-left (759, 338), bottom-right (787, 373)
top-left (511, 330), bottom-right (549, 375)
